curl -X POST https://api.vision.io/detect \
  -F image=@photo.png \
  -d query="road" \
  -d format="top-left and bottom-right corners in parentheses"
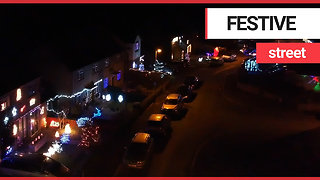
top-left (114, 55), bottom-right (320, 176)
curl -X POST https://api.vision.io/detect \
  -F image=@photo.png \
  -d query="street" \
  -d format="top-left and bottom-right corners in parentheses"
top-left (114, 55), bottom-right (320, 176)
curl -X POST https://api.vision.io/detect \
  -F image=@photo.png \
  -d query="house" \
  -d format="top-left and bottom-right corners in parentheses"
top-left (171, 36), bottom-right (192, 62)
top-left (0, 72), bottom-right (47, 157)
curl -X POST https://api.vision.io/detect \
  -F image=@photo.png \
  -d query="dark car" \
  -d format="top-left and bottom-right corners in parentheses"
top-left (0, 153), bottom-right (71, 177)
top-left (146, 114), bottom-right (171, 137)
top-left (209, 56), bottom-right (224, 67)
top-left (123, 132), bottom-right (153, 169)
top-left (177, 85), bottom-right (193, 100)
top-left (184, 76), bottom-right (200, 90)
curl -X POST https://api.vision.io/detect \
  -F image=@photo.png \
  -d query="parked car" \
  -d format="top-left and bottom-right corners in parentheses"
top-left (177, 85), bottom-right (193, 100)
top-left (220, 54), bottom-right (237, 62)
top-left (123, 132), bottom-right (153, 169)
top-left (184, 76), bottom-right (200, 90)
top-left (209, 56), bottom-right (224, 67)
top-left (146, 114), bottom-right (171, 137)
top-left (0, 153), bottom-right (71, 177)
top-left (161, 94), bottom-right (184, 115)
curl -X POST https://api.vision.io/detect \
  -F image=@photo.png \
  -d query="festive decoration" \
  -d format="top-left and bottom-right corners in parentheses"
top-left (244, 58), bottom-right (261, 73)
top-left (93, 108), bottom-right (101, 118)
top-left (50, 121), bottom-right (60, 127)
top-left (1, 102), bottom-right (6, 111)
top-left (46, 79), bottom-right (103, 118)
top-left (55, 131), bottom-right (60, 138)
top-left (43, 141), bottom-right (63, 157)
top-left (13, 124), bottom-right (17, 136)
top-left (40, 106), bottom-right (45, 115)
top-left (12, 107), bottom-right (17, 117)
top-left (64, 124), bottom-right (71, 134)
top-left (42, 118), bottom-right (47, 127)
top-left (213, 47), bottom-right (219, 57)
top-left (16, 89), bottom-right (22, 102)
top-left (78, 126), bottom-right (100, 147)
top-left (3, 117), bottom-right (9, 125)
top-left (20, 105), bottom-right (26, 113)
top-left (106, 94), bottom-right (111, 101)
top-left (118, 95), bottom-right (124, 103)
top-left (29, 98), bottom-right (36, 106)
top-left (77, 117), bottom-right (90, 127)
top-left (5, 146), bottom-right (12, 156)
top-left (60, 133), bottom-right (70, 144)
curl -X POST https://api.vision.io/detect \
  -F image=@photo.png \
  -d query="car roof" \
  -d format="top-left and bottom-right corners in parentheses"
top-left (148, 114), bottom-right (165, 122)
top-left (166, 94), bottom-right (180, 100)
top-left (132, 133), bottom-right (151, 143)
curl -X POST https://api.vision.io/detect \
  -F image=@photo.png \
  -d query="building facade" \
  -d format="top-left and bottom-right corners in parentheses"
top-left (0, 77), bottom-right (47, 156)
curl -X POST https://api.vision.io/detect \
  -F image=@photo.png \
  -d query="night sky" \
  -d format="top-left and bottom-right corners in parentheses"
top-left (0, 5), bottom-right (205, 93)
top-left (0, 4), bottom-right (319, 93)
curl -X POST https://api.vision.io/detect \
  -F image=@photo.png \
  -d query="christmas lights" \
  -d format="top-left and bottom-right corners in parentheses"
top-left (16, 89), bottom-right (22, 102)
top-left (5, 146), bottom-right (12, 156)
top-left (118, 95), bottom-right (124, 103)
top-left (12, 107), bottom-right (17, 117)
top-left (43, 141), bottom-right (63, 157)
top-left (3, 117), bottom-right (9, 125)
top-left (93, 108), bottom-right (101, 118)
top-left (106, 94), bottom-right (111, 101)
top-left (29, 98), bottom-right (36, 106)
top-left (64, 124), bottom-right (71, 134)
top-left (60, 133), bottom-right (70, 144)
top-left (46, 79), bottom-right (103, 118)
top-left (1, 102), bottom-right (6, 111)
top-left (13, 124), bottom-right (17, 136)
top-left (77, 117), bottom-right (90, 127)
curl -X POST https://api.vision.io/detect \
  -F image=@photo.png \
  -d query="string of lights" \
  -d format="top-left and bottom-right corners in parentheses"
top-left (46, 79), bottom-right (103, 118)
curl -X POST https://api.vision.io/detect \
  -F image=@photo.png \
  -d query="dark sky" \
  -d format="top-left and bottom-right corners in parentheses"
top-left (0, 5), bottom-right (205, 93)
top-left (1, 4), bottom-right (318, 93)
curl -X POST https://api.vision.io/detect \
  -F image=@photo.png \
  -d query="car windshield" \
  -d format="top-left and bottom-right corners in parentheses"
top-left (165, 99), bottom-right (178, 105)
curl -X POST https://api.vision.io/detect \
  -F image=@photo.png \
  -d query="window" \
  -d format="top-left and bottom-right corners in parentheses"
top-left (1, 102), bottom-right (7, 111)
top-left (117, 71), bottom-right (121, 81)
top-left (135, 42), bottom-right (139, 51)
top-left (104, 78), bottom-right (109, 89)
top-left (78, 70), bottom-right (84, 81)
top-left (29, 98), bottom-right (36, 106)
top-left (16, 88), bottom-right (22, 101)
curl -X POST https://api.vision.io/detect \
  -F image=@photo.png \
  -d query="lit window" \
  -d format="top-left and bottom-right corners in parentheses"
top-left (117, 71), bottom-right (121, 81)
top-left (1, 102), bottom-right (7, 111)
top-left (40, 106), bottom-right (45, 115)
top-left (20, 105), bottom-right (26, 112)
top-left (16, 88), bottom-right (22, 101)
top-left (13, 124), bottom-right (17, 136)
top-left (29, 98), bottom-right (36, 106)
top-left (104, 78), bottom-right (109, 89)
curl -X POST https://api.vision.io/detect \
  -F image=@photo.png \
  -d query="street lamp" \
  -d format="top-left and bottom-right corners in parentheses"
top-left (155, 49), bottom-right (162, 61)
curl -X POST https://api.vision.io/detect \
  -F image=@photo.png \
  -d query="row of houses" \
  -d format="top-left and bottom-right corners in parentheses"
top-left (0, 35), bottom-right (142, 157)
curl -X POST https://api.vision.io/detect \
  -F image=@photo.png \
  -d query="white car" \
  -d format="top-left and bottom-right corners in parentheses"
top-left (161, 94), bottom-right (184, 115)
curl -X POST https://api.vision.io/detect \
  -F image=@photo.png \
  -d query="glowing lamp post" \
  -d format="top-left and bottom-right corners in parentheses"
top-left (155, 49), bottom-right (162, 61)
